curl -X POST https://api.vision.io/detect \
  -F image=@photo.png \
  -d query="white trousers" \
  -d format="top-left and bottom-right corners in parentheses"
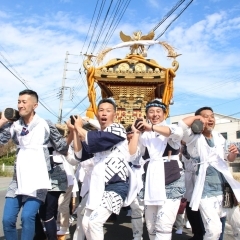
top-left (130, 196), bottom-right (144, 240)
top-left (175, 212), bottom-right (184, 230)
top-left (199, 195), bottom-right (226, 240)
top-left (57, 185), bottom-right (73, 231)
top-left (145, 199), bottom-right (180, 240)
top-left (226, 206), bottom-right (240, 240)
top-left (73, 194), bottom-right (88, 240)
top-left (82, 206), bottom-right (112, 240)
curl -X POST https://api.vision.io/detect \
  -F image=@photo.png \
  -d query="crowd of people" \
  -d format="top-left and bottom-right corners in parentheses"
top-left (0, 89), bottom-right (240, 240)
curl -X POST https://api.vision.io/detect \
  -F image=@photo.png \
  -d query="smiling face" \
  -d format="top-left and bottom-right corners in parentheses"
top-left (18, 94), bottom-right (38, 119)
top-left (200, 109), bottom-right (215, 133)
top-left (146, 106), bottom-right (166, 125)
top-left (97, 102), bottom-right (116, 130)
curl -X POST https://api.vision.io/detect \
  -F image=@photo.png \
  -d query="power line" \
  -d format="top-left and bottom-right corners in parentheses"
top-left (0, 60), bottom-right (59, 118)
top-left (155, 0), bottom-right (194, 40)
top-left (0, 49), bottom-right (26, 83)
top-left (213, 97), bottom-right (240, 108)
top-left (151, 0), bottom-right (186, 32)
top-left (62, 85), bottom-right (100, 119)
top-left (90, 0), bottom-right (114, 54)
top-left (86, 0), bottom-right (107, 53)
top-left (93, 0), bottom-right (131, 64)
top-left (96, 0), bottom-right (121, 47)
top-left (80, 0), bottom-right (100, 53)
top-left (174, 73), bottom-right (240, 101)
top-left (94, 0), bottom-right (128, 55)
top-left (83, 0), bottom-right (131, 59)
top-left (62, 95), bottom-right (88, 119)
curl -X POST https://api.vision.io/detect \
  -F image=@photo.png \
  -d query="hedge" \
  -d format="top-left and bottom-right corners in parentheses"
top-left (0, 156), bottom-right (15, 166)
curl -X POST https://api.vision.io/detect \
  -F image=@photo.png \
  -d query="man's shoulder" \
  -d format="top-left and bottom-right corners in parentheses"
top-left (212, 130), bottom-right (225, 143)
top-left (37, 118), bottom-right (51, 129)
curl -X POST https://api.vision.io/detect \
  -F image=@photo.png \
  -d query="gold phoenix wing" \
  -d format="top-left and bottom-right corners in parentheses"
top-left (140, 31), bottom-right (155, 40)
top-left (120, 31), bottom-right (132, 42)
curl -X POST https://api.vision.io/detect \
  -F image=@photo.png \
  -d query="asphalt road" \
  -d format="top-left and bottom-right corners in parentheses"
top-left (0, 177), bottom-right (235, 240)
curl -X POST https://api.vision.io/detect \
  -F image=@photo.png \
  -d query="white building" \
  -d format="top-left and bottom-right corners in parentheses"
top-left (169, 112), bottom-right (240, 142)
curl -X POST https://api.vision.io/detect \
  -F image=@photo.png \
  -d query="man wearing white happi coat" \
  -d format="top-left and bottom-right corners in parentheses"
top-left (129, 99), bottom-right (185, 240)
top-left (70, 119), bottom-right (98, 240)
top-left (178, 106), bottom-right (240, 240)
top-left (73, 98), bottom-right (137, 240)
top-left (0, 90), bottom-right (67, 240)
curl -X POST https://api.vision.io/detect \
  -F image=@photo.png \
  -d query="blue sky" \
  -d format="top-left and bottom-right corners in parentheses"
top-left (1, 0), bottom-right (240, 123)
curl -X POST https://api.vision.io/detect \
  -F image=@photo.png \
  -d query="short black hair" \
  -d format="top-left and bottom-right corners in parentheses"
top-left (195, 106), bottom-right (213, 116)
top-left (19, 89), bottom-right (38, 102)
top-left (125, 124), bottom-right (132, 134)
top-left (98, 98), bottom-right (116, 111)
top-left (145, 99), bottom-right (167, 113)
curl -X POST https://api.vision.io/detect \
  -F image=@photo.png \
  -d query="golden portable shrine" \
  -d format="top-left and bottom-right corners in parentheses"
top-left (83, 30), bottom-right (181, 126)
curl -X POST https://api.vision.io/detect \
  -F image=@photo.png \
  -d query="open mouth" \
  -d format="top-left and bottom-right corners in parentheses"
top-left (100, 117), bottom-right (107, 123)
top-left (206, 123), bottom-right (214, 130)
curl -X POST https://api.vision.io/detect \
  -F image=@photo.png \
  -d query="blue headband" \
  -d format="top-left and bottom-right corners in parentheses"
top-left (146, 102), bottom-right (166, 111)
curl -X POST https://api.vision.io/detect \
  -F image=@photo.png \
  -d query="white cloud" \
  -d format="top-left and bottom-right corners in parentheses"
top-left (205, 12), bottom-right (225, 29)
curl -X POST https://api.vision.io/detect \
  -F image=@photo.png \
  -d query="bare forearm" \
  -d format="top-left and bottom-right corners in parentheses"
top-left (152, 125), bottom-right (171, 137)
top-left (141, 121), bottom-right (171, 137)
top-left (182, 116), bottom-right (201, 127)
top-left (75, 126), bottom-right (87, 142)
top-left (67, 130), bottom-right (73, 145)
top-left (73, 130), bottom-right (82, 152)
top-left (129, 132), bottom-right (140, 155)
top-left (227, 154), bottom-right (236, 162)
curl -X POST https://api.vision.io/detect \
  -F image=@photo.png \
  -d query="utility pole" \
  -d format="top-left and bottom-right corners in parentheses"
top-left (58, 51), bottom-right (68, 123)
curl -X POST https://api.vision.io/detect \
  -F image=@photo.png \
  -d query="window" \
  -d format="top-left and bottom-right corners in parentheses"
top-left (221, 132), bottom-right (228, 140)
top-left (236, 131), bottom-right (240, 139)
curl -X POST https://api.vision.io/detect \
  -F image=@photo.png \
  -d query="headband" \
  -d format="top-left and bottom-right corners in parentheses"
top-left (146, 102), bottom-right (166, 111)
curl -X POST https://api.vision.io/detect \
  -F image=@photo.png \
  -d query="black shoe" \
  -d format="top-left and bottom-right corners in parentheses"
top-left (33, 234), bottom-right (47, 240)
top-left (4, 108), bottom-right (20, 121)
